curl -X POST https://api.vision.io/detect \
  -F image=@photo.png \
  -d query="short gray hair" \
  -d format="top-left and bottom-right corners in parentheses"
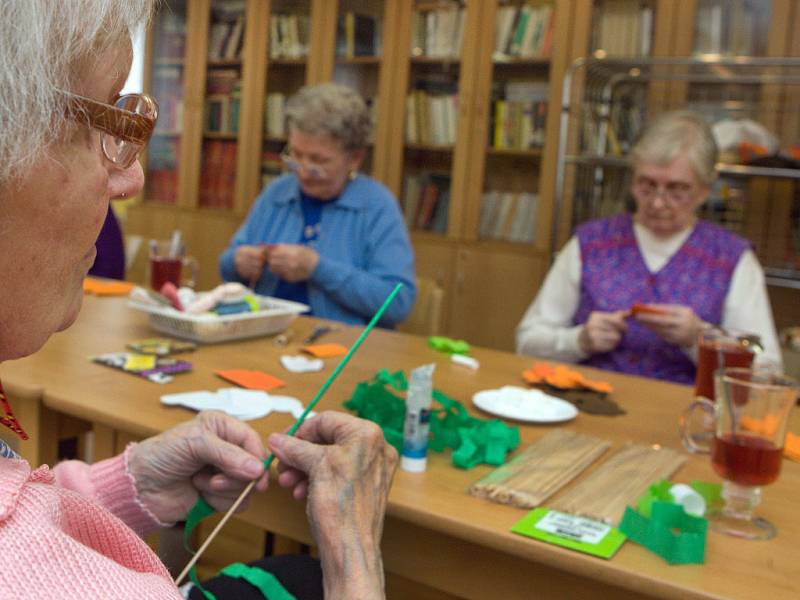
top-left (0, 1), bottom-right (155, 184)
top-left (631, 110), bottom-right (718, 185)
top-left (286, 83), bottom-right (372, 151)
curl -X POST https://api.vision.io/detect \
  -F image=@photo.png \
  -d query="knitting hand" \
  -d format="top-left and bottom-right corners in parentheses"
top-left (268, 411), bottom-right (398, 598)
top-left (267, 244), bottom-right (319, 283)
top-left (128, 411), bottom-right (269, 523)
top-left (578, 310), bottom-right (629, 355)
top-left (634, 304), bottom-right (705, 348)
top-left (234, 245), bottom-right (269, 282)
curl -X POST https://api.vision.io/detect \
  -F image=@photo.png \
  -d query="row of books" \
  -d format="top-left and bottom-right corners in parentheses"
top-left (494, 3), bottom-right (554, 60)
top-left (151, 65), bottom-right (183, 132)
top-left (489, 81), bottom-right (549, 150)
top-left (693, 0), bottom-right (767, 57)
top-left (591, 0), bottom-right (653, 57)
top-left (208, 1), bottom-right (245, 61)
top-left (270, 13), bottom-right (310, 59)
top-left (261, 151), bottom-right (283, 190)
top-left (402, 173), bottom-right (451, 233)
top-left (410, 7), bottom-right (465, 59)
top-left (145, 137), bottom-right (180, 204)
top-left (199, 140), bottom-right (237, 210)
top-left (405, 90), bottom-right (458, 146)
top-left (204, 69), bottom-right (241, 134)
top-left (153, 8), bottom-right (186, 60)
top-left (336, 12), bottom-right (382, 58)
top-left (479, 191), bottom-right (538, 243)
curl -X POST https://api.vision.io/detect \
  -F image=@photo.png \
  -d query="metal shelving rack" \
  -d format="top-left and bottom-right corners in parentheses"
top-left (553, 56), bottom-right (800, 288)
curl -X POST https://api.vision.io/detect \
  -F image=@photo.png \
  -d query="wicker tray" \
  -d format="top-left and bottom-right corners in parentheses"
top-left (128, 296), bottom-right (309, 343)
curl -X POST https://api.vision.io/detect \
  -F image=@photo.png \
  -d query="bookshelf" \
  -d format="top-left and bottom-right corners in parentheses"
top-left (129, 0), bottom-right (799, 353)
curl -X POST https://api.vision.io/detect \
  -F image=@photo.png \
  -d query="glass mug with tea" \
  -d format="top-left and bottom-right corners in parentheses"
top-left (680, 367), bottom-right (797, 540)
top-left (148, 240), bottom-right (198, 291)
top-left (694, 328), bottom-right (758, 401)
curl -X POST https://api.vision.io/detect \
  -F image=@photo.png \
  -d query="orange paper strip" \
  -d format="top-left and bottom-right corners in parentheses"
top-left (215, 369), bottom-right (285, 391)
top-left (301, 343), bottom-right (348, 358)
top-left (83, 277), bottom-right (136, 296)
top-left (784, 432), bottom-right (800, 462)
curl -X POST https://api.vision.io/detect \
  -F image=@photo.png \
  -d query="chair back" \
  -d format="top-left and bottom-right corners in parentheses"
top-left (399, 277), bottom-right (444, 336)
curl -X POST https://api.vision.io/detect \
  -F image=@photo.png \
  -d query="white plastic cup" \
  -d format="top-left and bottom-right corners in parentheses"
top-left (669, 483), bottom-right (706, 517)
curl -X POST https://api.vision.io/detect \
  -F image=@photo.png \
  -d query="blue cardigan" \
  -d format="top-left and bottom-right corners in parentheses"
top-left (220, 174), bottom-right (416, 327)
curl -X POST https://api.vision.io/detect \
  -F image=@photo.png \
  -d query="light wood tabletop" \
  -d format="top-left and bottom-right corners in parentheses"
top-left (1, 296), bottom-right (798, 600)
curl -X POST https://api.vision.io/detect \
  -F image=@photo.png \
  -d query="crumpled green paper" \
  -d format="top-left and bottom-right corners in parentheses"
top-left (428, 336), bottom-right (471, 355)
top-left (344, 369), bottom-right (519, 469)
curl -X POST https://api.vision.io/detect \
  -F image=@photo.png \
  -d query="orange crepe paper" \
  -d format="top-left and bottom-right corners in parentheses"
top-left (301, 343), bottom-right (348, 358)
top-left (83, 277), bottom-right (136, 296)
top-left (784, 432), bottom-right (800, 462)
top-left (631, 303), bottom-right (669, 316)
top-left (214, 369), bottom-right (285, 391)
top-left (522, 362), bottom-right (613, 394)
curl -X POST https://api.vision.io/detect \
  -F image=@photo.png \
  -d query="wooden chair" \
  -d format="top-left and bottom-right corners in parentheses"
top-left (399, 277), bottom-right (444, 336)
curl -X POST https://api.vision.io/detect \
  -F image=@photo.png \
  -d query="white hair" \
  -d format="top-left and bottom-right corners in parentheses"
top-left (0, 1), bottom-right (155, 184)
top-left (631, 110), bottom-right (718, 186)
top-left (286, 83), bottom-right (372, 151)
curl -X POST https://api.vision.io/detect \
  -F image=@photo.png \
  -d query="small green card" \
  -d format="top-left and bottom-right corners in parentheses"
top-left (511, 507), bottom-right (626, 559)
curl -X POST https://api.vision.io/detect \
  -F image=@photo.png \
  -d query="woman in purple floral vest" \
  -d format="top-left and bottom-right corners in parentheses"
top-left (516, 111), bottom-right (781, 384)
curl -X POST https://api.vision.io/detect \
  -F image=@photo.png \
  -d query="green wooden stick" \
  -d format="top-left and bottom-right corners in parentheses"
top-left (176, 283), bottom-right (403, 586)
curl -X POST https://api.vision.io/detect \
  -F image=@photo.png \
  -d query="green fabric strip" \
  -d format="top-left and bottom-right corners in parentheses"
top-left (219, 562), bottom-right (297, 600)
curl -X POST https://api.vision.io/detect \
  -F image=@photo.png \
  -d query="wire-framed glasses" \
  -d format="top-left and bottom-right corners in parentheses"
top-left (65, 92), bottom-right (159, 169)
top-left (632, 174), bottom-right (694, 204)
top-left (280, 147), bottom-right (329, 180)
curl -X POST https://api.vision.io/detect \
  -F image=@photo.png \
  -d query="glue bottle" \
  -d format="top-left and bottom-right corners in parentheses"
top-left (401, 363), bottom-right (435, 473)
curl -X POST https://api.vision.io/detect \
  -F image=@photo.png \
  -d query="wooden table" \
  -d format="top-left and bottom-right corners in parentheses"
top-left (2, 296), bottom-right (798, 600)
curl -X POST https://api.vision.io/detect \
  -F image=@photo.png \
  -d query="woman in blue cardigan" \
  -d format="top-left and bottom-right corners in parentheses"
top-left (220, 83), bottom-right (416, 327)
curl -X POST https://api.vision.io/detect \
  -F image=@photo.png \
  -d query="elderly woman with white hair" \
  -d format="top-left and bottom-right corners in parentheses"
top-left (220, 82), bottom-right (416, 327)
top-left (516, 110), bottom-right (781, 384)
top-left (0, 2), bottom-right (397, 598)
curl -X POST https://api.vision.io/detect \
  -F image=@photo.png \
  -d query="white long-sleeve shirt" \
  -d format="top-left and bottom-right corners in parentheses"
top-left (515, 222), bottom-right (782, 368)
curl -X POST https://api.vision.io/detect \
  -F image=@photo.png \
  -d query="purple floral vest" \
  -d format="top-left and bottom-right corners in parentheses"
top-left (573, 214), bottom-right (749, 384)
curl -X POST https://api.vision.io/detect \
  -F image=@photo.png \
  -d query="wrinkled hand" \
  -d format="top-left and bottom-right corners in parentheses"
top-left (128, 411), bottom-right (268, 524)
top-left (578, 310), bottom-right (629, 355)
top-left (634, 304), bottom-right (705, 348)
top-left (234, 245), bottom-right (269, 282)
top-left (267, 244), bottom-right (319, 283)
top-left (268, 412), bottom-right (398, 598)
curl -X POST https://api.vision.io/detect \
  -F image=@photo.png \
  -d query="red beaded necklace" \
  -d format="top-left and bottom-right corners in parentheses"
top-left (0, 379), bottom-right (29, 440)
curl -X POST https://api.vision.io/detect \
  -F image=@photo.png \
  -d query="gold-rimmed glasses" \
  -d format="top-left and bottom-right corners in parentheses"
top-left (632, 174), bottom-right (695, 204)
top-left (65, 92), bottom-right (159, 169)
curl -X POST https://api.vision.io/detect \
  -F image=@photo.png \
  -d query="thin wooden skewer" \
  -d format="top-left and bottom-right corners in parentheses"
top-left (175, 283), bottom-right (403, 586)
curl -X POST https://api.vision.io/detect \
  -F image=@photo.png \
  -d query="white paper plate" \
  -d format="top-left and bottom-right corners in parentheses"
top-left (472, 386), bottom-right (578, 423)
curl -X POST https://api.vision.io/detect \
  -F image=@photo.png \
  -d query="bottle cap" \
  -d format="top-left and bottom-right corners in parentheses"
top-left (669, 483), bottom-right (706, 517)
top-left (401, 455), bottom-right (427, 473)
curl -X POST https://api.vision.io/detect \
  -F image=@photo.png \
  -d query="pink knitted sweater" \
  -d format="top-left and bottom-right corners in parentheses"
top-left (0, 445), bottom-right (183, 598)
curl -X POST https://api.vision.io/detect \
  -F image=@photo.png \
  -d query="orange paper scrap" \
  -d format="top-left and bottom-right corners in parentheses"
top-left (215, 369), bottom-right (285, 391)
top-left (83, 277), bottom-right (136, 296)
top-left (301, 343), bottom-right (348, 358)
top-left (784, 432), bottom-right (800, 462)
top-left (522, 362), bottom-right (613, 394)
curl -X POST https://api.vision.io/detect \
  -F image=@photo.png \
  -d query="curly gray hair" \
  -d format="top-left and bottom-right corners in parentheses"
top-left (631, 110), bottom-right (718, 186)
top-left (285, 83), bottom-right (372, 151)
top-left (0, 1), bottom-right (155, 184)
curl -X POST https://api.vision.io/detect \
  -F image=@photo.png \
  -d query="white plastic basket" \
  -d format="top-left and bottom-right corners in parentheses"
top-left (128, 296), bottom-right (309, 343)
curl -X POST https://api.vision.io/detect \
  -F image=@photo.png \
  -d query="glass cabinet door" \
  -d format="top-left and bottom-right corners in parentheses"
top-left (400, 0), bottom-right (469, 237)
top-left (144, 0), bottom-right (187, 204)
top-left (332, 0), bottom-right (386, 175)
top-left (478, 0), bottom-right (555, 245)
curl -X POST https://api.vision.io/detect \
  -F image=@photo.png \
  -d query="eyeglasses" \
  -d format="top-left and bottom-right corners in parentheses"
top-left (280, 147), bottom-right (329, 180)
top-left (632, 175), bottom-right (694, 204)
top-left (65, 92), bottom-right (159, 169)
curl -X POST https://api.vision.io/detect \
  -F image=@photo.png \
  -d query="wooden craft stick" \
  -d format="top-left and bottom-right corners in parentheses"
top-left (175, 284), bottom-right (403, 586)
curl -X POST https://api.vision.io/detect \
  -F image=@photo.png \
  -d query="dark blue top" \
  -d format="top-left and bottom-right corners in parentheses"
top-left (273, 191), bottom-right (333, 310)
top-left (89, 206), bottom-right (125, 280)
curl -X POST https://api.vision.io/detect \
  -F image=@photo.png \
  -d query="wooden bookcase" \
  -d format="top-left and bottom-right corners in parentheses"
top-left (127, 0), bottom-right (800, 351)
